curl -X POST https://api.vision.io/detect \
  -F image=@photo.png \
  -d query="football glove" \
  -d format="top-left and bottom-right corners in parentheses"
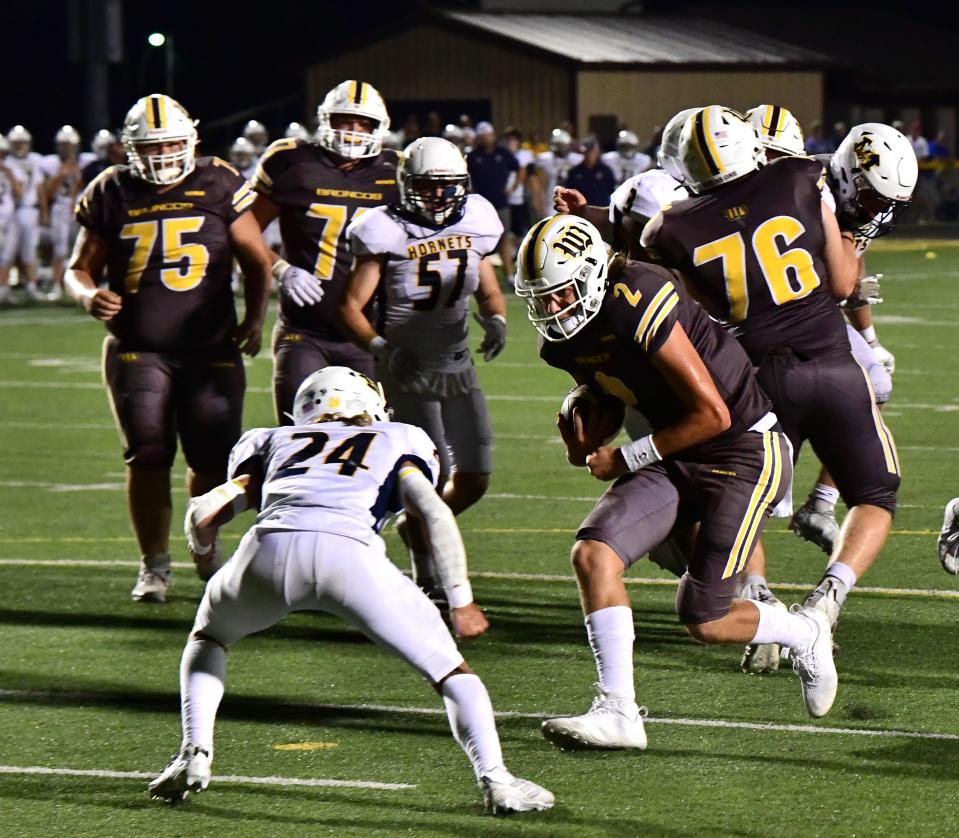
top-left (843, 273), bottom-right (883, 310)
top-left (472, 312), bottom-right (507, 361)
top-left (370, 337), bottom-right (429, 393)
top-left (869, 341), bottom-right (895, 375)
top-left (276, 262), bottom-right (324, 307)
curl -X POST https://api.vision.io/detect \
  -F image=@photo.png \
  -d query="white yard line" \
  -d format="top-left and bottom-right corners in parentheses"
top-left (0, 693), bottom-right (955, 744)
top-left (0, 558), bottom-right (956, 600)
top-left (0, 764), bottom-right (413, 790)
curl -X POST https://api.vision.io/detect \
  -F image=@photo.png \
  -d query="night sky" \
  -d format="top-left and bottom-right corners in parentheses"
top-left (3, 0), bottom-right (955, 155)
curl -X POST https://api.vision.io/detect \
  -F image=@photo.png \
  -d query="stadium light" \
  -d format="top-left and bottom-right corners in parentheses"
top-left (147, 32), bottom-right (166, 47)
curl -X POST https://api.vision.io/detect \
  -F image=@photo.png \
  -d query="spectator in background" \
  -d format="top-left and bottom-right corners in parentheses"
top-left (830, 122), bottom-right (848, 151)
top-left (503, 128), bottom-right (533, 249)
top-left (565, 137), bottom-right (616, 207)
top-left (804, 120), bottom-right (832, 154)
top-left (909, 121), bottom-right (930, 160)
top-left (928, 131), bottom-right (950, 160)
top-left (424, 111), bottom-right (444, 138)
top-left (467, 122), bottom-right (519, 276)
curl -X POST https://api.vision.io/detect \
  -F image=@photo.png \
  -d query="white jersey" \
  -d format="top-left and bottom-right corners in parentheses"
top-left (609, 168), bottom-right (689, 224)
top-left (508, 148), bottom-right (534, 206)
top-left (0, 169), bottom-right (15, 218)
top-left (40, 154), bottom-right (83, 208)
top-left (537, 150), bottom-right (583, 202)
top-left (228, 420), bottom-right (440, 543)
top-left (6, 152), bottom-right (45, 208)
top-left (601, 150), bottom-right (653, 184)
top-left (348, 193), bottom-right (503, 371)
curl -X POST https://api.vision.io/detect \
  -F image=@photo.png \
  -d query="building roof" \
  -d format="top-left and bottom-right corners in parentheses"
top-left (441, 12), bottom-right (831, 68)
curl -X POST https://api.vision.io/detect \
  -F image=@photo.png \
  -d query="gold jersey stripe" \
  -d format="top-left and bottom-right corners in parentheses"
top-left (642, 290), bottom-right (678, 350)
top-left (633, 283), bottom-right (673, 346)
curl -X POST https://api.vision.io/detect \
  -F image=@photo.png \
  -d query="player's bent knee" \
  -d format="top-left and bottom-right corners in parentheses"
top-left (675, 573), bottom-right (733, 628)
top-left (432, 661), bottom-right (475, 690)
top-left (570, 539), bottom-right (625, 581)
top-left (683, 619), bottom-right (727, 644)
top-left (126, 443), bottom-right (176, 470)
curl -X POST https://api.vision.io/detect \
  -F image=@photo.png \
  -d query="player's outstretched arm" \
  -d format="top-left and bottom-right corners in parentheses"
top-left (65, 227), bottom-right (122, 321)
top-left (398, 465), bottom-right (489, 640)
top-left (229, 212), bottom-right (272, 356)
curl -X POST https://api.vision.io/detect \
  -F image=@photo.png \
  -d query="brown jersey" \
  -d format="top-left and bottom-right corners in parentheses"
top-left (643, 156), bottom-right (848, 362)
top-left (251, 139), bottom-right (399, 339)
top-left (76, 157), bottom-right (252, 352)
top-left (540, 261), bottom-right (770, 458)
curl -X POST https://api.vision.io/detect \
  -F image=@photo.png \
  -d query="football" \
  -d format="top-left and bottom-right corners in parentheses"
top-left (559, 384), bottom-right (626, 447)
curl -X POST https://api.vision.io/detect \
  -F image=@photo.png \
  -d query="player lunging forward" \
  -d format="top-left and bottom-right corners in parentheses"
top-left (147, 367), bottom-right (553, 816)
top-left (515, 216), bottom-right (837, 753)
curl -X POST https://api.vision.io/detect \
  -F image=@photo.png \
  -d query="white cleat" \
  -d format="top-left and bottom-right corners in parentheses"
top-left (802, 577), bottom-right (843, 631)
top-left (149, 745), bottom-right (212, 803)
top-left (46, 284), bottom-right (64, 303)
top-left (541, 684), bottom-right (647, 750)
top-left (480, 769), bottom-right (554, 816)
top-left (790, 606), bottom-right (838, 718)
top-left (790, 504), bottom-right (840, 556)
top-left (739, 582), bottom-right (786, 674)
top-left (131, 567), bottom-right (171, 603)
top-left (937, 497), bottom-right (959, 575)
top-left (22, 283), bottom-right (43, 303)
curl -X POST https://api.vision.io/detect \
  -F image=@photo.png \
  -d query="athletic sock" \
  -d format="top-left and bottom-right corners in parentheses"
top-left (821, 561), bottom-right (857, 607)
top-left (750, 600), bottom-right (816, 648)
top-left (180, 637), bottom-right (226, 754)
top-left (142, 552), bottom-right (171, 575)
top-left (745, 573), bottom-right (770, 591)
top-left (809, 484), bottom-right (840, 514)
top-left (441, 673), bottom-right (505, 781)
top-left (585, 606), bottom-right (636, 700)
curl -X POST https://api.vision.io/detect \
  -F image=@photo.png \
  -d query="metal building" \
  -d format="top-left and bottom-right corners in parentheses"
top-left (306, 10), bottom-right (830, 143)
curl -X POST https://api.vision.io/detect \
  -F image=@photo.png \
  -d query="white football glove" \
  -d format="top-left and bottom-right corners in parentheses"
top-left (869, 341), bottom-right (895, 375)
top-left (844, 273), bottom-right (883, 310)
top-left (277, 262), bottom-right (324, 307)
top-left (472, 312), bottom-right (506, 361)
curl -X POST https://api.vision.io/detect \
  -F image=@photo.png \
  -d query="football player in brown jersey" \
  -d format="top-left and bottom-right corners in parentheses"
top-left (250, 80), bottom-right (400, 424)
top-left (515, 216), bottom-right (838, 751)
top-left (642, 106), bottom-right (898, 653)
top-left (65, 94), bottom-right (272, 603)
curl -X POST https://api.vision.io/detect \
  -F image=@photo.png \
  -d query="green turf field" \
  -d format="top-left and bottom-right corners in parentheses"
top-left (1, 242), bottom-right (958, 836)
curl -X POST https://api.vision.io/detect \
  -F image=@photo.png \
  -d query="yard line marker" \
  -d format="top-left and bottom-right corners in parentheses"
top-left (0, 694), bottom-right (955, 744)
top-left (0, 559), bottom-right (956, 600)
top-left (0, 764), bottom-right (413, 790)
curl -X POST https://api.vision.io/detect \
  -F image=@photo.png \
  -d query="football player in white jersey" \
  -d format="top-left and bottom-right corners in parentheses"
top-left (147, 367), bottom-right (554, 816)
top-left (242, 119), bottom-right (269, 157)
top-left (41, 125), bottom-right (86, 301)
top-left (535, 129), bottom-right (583, 217)
top-left (0, 136), bottom-right (22, 303)
top-left (228, 136), bottom-right (257, 179)
top-left (340, 137), bottom-right (507, 594)
top-left (601, 130), bottom-right (652, 184)
top-left (5, 125), bottom-right (47, 301)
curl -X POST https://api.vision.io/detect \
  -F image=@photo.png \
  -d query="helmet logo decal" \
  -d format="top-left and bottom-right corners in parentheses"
top-left (551, 225), bottom-right (591, 262)
top-left (854, 137), bottom-right (880, 171)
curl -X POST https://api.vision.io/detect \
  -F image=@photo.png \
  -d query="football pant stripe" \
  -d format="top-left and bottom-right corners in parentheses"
top-left (855, 360), bottom-right (900, 474)
top-left (723, 431), bottom-right (783, 579)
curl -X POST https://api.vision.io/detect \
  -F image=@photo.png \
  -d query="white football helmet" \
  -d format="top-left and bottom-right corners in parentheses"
top-left (677, 106), bottom-right (765, 193)
top-left (657, 108), bottom-right (700, 182)
top-left (55, 125), bottom-right (81, 148)
top-left (398, 137), bottom-right (469, 226)
top-left (121, 94), bottom-right (198, 185)
top-left (442, 123), bottom-right (465, 148)
top-left (229, 137), bottom-right (255, 170)
top-left (243, 120), bottom-right (268, 150)
top-left (7, 125), bottom-right (32, 157)
top-left (284, 121), bottom-right (311, 141)
top-left (549, 128), bottom-right (573, 156)
top-left (830, 123), bottom-right (918, 239)
top-left (91, 129), bottom-right (116, 159)
top-left (317, 80), bottom-right (390, 160)
top-left (0, 136), bottom-right (9, 157)
top-left (616, 130), bottom-right (640, 158)
top-left (746, 105), bottom-right (805, 156)
top-left (514, 216), bottom-right (609, 342)
top-left (292, 366), bottom-right (389, 425)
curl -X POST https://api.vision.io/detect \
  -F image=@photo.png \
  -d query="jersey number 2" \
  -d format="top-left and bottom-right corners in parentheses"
top-left (692, 215), bottom-right (821, 322)
top-left (274, 431), bottom-right (376, 479)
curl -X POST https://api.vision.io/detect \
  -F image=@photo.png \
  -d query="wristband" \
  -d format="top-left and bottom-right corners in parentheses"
top-left (368, 335), bottom-right (388, 355)
top-left (271, 259), bottom-right (291, 281)
top-left (446, 582), bottom-right (474, 609)
top-left (620, 434), bottom-right (662, 472)
top-left (859, 325), bottom-right (877, 344)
